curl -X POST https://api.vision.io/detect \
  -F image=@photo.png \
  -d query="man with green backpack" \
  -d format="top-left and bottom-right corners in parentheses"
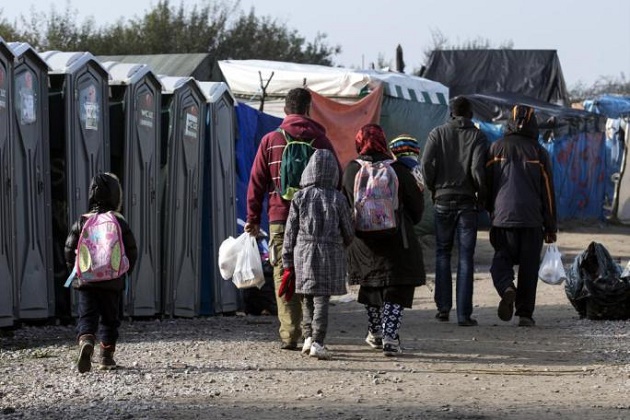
top-left (245, 87), bottom-right (340, 350)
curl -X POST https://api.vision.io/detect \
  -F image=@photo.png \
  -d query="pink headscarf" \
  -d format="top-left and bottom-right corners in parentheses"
top-left (355, 124), bottom-right (391, 157)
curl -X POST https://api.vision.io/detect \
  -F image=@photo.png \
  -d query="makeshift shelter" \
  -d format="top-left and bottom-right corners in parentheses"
top-left (40, 50), bottom-right (111, 320)
top-left (97, 54), bottom-right (215, 81)
top-left (0, 37), bottom-right (15, 327)
top-left (217, 59), bottom-right (449, 167)
top-left (584, 95), bottom-right (630, 224)
top-left (218, 60), bottom-right (449, 235)
top-left (8, 42), bottom-right (54, 320)
top-left (102, 61), bottom-right (163, 317)
top-left (464, 92), bottom-right (606, 221)
top-left (423, 50), bottom-right (570, 106)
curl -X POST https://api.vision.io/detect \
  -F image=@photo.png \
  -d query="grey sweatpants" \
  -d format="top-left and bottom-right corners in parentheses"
top-left (301, 295), bottom-right (331, 345)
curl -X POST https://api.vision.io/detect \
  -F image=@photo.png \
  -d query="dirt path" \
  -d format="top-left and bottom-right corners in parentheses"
top-left (2, 223), bottom-right (630, 419)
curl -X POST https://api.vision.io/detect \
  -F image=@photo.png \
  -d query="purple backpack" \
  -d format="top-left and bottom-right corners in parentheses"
top-left (76, 211), bottom-right (130, 282)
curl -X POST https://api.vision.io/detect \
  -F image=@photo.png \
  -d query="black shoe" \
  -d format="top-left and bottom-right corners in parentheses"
top-left (498, 286), bottom-right (516, 321)
top-left (518, 317), bottom-right (536, 327)
top-left (435, 311), bottom-right (449, 322)
top-left (280, 342), bottom-right (299, 351)
top-left (458, 318), bottom-right (478, 327)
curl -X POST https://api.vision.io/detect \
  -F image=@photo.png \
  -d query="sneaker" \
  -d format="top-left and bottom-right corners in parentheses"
top-left (309, 341), bottom-right (331, 360)
top-left (76, 335), bottom-right (95, 373)
top-left (518, 317), bottom-right (536, 327)
top-left (498, 286), bottom-right (516, 321)
top-left (365, 331), bottom-right (383, 349)
top-left (99, 344), bottom-right (117, 371)
top-left (301, 337), bottom-right (313, 354)
top-left (435, 311), bottom-right (449, 322)
top-left (382, 336), bottom-right (401, 357)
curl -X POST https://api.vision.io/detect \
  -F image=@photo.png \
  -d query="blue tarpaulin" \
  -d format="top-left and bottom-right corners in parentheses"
top-left (234, 103), bottom-right (282, 235)
top-left (584, 95), bottom-right (630, 118)
top-left (475, 122), bottom-right (607, 221)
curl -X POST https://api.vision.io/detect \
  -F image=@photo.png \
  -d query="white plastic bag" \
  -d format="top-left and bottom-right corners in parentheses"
top-left (232, 234), bottom-right (265, 289)
top-left (538, 244), bottom-right (567, 285)
top-left (218, 233), bottom-right (248, 280)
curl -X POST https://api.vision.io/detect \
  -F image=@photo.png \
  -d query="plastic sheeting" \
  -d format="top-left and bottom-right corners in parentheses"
top-left (423, 49), bottom-right (570, 105)
top-left (545, 132), bottom-right (607, 220)
top-left (234, 103), bottom-right (282, 236)
top-left (584, 95), bottom-right (630, 119)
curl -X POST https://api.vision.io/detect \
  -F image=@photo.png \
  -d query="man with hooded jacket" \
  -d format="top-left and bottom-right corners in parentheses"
top-left (244, 88), bottom-right (340, 350)
top-left (485, 105), bottom-right (558, 327)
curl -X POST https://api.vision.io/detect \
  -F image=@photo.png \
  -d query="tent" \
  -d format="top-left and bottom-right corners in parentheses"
top-left (464, 92), bottom-right (606, 221)
top-left (217, 59), bottom-right (449, 164)
top-left (584, 95), bottom-right (630, 224)
top-left (423, 50), bottom-right (570, 106)
top-left (218, 60), bottom-right (449, 235)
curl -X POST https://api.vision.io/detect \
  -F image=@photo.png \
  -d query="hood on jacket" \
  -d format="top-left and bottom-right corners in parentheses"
top-left (280, 114), bottom-right (327, 141)
top-left (88, 172), bottom-right (123, 213)
top-left (300, 149), bottom-right (339, 189)
top-left (506, 105), bottom-right (539, 139)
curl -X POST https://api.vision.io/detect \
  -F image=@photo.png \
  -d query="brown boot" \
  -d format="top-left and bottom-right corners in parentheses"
top-left (76, 334), bottom-right (95, 373)
top-left (99, 343), bottom-right (117, 370)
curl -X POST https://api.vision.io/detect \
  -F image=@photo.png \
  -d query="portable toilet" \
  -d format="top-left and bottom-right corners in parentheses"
top-left (0, 38), bottom-right (15, 327)
top-left (160, 76), bottom-right (206, 318)
top-left (197, 82), bottom-right (239, 315)
top-left (8, 42), bottom-right (54, 321)
top-left (102, 61), bottom-right (162, 317)
top-left (40, 50), bottom-right (110, 321)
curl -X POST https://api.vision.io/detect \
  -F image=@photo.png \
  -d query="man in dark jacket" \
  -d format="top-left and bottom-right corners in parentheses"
top-left (486, 104), bottom-right (558, 327)
top-left (422, 97), bottom-right (488, 326)
top-left (244, 88), bottom-right (340, 350)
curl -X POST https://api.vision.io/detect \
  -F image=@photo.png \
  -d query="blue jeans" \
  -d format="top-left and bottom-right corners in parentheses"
top-left (433, 204), bottom-right (478, 322)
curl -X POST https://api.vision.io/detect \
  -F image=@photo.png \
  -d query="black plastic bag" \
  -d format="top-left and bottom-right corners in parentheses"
top-left (565, 241), bottom-right (630, 320)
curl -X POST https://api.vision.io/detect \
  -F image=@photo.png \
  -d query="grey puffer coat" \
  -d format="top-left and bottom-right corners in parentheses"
top-left (283, 149), bottom-right (354, 296)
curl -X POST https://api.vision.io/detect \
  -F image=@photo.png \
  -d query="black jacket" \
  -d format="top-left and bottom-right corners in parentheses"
top-left (485, 116), bottom-right (557, 233)
top-left (421, 117), bottom-right (488, 205)
top-left (342, 154), bottom-right (425, 288)
top-left (64, 173), bottom-right (138, 291)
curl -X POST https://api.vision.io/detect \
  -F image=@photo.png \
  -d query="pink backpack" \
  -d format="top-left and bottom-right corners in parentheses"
top-left (353, 159), bottom-right (400, 236)
top-left (75, 211), bottom-right (130, 282)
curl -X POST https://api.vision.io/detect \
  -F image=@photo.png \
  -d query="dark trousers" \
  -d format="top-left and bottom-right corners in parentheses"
top-left (433, 203), bottom-right (478, 322)
top-left (489, 227), bottom-right (543, 318)
top-left (76, 288), bottom-right (122, 345)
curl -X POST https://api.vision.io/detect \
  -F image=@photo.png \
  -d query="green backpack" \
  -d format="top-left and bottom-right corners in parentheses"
top-left (278, 129), bottom-right (315, 200)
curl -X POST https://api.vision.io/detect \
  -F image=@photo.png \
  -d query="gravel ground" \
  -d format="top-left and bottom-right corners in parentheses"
top-left (1, 224), bottom-right (630, 420)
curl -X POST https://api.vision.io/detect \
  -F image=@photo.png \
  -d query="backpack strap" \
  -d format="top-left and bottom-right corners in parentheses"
top-left (63, 265), bottom-right (77, 288)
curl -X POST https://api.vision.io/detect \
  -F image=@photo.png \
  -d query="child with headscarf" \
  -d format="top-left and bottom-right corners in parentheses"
top-left (342, 124), bottom-right (426, 356)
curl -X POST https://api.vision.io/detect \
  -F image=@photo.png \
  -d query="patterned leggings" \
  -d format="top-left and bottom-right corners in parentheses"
top-left (366, 303), bottom-right (403, 341)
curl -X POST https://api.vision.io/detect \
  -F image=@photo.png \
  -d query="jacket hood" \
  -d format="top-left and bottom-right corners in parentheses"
top-left (280, 114), bottom-right (327, 140)
top-left (506, 105), bottom-right (539, 139)
top-left (88, 172), bottom-right (123, 212)
top-left (300, 149), bottom-right (339, 189)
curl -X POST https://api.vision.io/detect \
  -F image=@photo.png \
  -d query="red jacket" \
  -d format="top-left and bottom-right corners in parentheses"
top-left (247, 114), bottom-right (339, 224)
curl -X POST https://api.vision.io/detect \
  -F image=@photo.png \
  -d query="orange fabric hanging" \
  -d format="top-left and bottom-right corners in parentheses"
top-left (309, 84), bottom-right (383, 169)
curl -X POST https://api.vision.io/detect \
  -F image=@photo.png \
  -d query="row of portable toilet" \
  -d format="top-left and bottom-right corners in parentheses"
top-left (0, 38), bottom-right (239, 328)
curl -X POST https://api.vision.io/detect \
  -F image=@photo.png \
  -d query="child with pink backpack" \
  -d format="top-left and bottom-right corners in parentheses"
top-left (64, 172), bottom-right (137, 373)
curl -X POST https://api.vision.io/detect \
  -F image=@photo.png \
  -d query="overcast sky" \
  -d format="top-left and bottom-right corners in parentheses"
top-left (1, 0), bottom-right (628, 87)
